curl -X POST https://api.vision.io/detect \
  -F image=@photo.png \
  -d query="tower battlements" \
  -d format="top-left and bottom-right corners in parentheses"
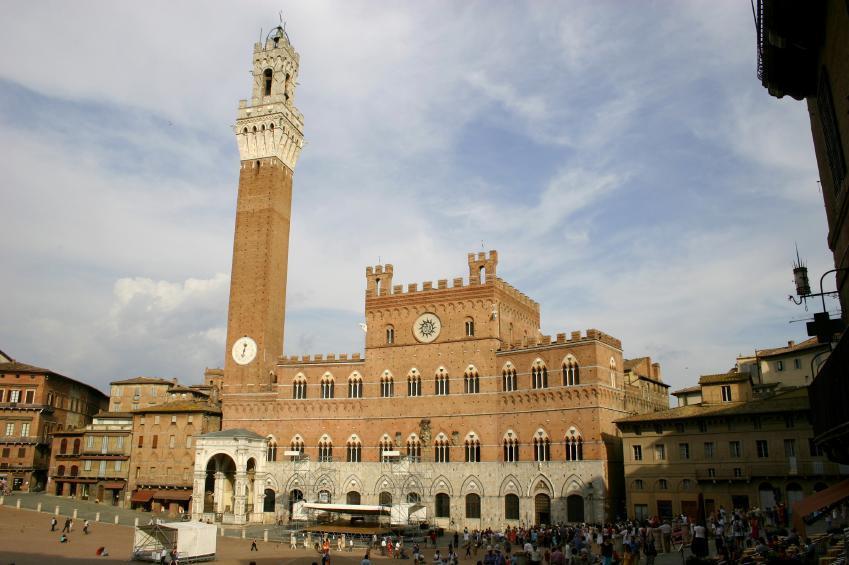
top-left (497, 328), bottom-right (622, 352)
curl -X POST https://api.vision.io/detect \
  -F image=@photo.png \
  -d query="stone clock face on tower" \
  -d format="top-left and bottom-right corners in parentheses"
top-left (412, 313), bottom-right (442, 343)
top-left (231, 336), bottom-right (258, 365)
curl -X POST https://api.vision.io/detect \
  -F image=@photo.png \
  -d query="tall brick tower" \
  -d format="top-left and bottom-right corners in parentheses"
top-left (224, 26), bottom-right (304, 389)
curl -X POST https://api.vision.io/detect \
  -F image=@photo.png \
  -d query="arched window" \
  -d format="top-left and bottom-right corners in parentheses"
top-left (532, 360), bottom-right (548, 389)
top-left (407, 492), bottom-right (421, 503)
top-left (290, 436), bottom-right (304, 459)
top-left (464, 433), bottom-right (481, 463)
top-left (379, 491), bottom-right (393, 506)
top-left (57, 465), bottom-right (65, 476)
top-left (293, 376), bottom-right (307, 399)
top-left (318, 436), bottom-right (333, 462)
top-left (72, 439), bottom-right (80, 454)
top-left (346, 436), bottom-right (361, 463)
top-left (502, 363), bottom-right (517, 392)
top-left (379, 435), bottom-right (394, 462)
top-left (408, 369), bottom-right (422, 397)
top-left (464, 366), bottom-right (480, 394)
top-left (464, 317), bottom-right (475, 337)
top-left (346, 491), bottom-right (361, 505)
top-left (466, 493), bottom-right (481, 519)
top-left (380, 374), bottom-right (394, 398)
top-left (565, 429), bottom-right (584, 461)
top-left (348, 373), bottom-right (362, 398)
top-left (407, 434), bottom-right (422, 462)
top-left (320, 374), bottom-right (335, 399)
top-left (435, 493), bottom-right (451, 518)
top-left (70, 465), bottom-right (79, 477)
top-left (263, 68), bottom-right (273, 96)
top-left (503, 431), bottom-right (520, 462)
top-left (505, 494), bottom-right (520, 520)
top-left (563, 357), bottom-right (580, 386)
top-left (434, 434), bottom-right (450, 463)
top-left (386, 325), bottom-right (395, 344)
top-left (266, 436), bottom-right (278, 462)
top-left (435, 368), bottom-right (450, 396)
top-left (533, 430), bottom-right (551, 462)
top-left (60, 438), bottom-right (67, 454)
top-left (658, 478), bottom-right (668, 490)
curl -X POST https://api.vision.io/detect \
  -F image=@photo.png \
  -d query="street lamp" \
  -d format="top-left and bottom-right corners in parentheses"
top-left (788, 249), bottom-right (846, 343)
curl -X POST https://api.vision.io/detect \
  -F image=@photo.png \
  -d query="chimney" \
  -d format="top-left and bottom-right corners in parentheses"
top-left (788, 340), bottom-right (795, 348)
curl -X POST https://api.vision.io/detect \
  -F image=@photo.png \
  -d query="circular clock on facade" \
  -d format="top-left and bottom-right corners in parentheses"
top-left (412, 313), bottom-right (442, 343)
top-left (232, 336), bottom-right (258, 365)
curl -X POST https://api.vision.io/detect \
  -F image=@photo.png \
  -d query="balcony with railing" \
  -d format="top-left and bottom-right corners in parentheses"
top-left (0, 435), bottom-right (47, 445)
top-left (0, 402), bottom-right (54, 413)
top-left (811, 333), bottom-right (849, 464)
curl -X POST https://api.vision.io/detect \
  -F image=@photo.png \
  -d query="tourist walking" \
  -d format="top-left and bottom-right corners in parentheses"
top-left (62, 517), bottom-right (71, 533)
top-left (50, 516), bottom-right (57, 531)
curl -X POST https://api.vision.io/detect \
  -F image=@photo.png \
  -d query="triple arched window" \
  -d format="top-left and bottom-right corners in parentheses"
top-left (435, 368), bottom-right (450, 396)
top-left (408, 371), bottom-right (422, 397)
top-left (317, 436), bottom-right (333, 462)
top-left (348, 374), bottom-right (363, 398)
top-left (565, 429), bottom-right (584, 461)
top-left (290, 436), bottom-right (304, 459)
top-left (503, 432), bottom-right (520, 462)
top-left (266, 436), bottom-right (278, 462)
top-left (346, 436), bottom-right (361, 463)
top-left (502, 364), bottom-right (517, 392)
top-left (563, 357), bottom-right (580, 386)
top-left (320, 375), bottom-right (334, 399)
top-left (465, 434), bottom-right (481, 463)
top-left (293, 376), bottom-right (307, 399)
top-left (380, 374), bottom-right (394, 398)
top-left (533, 431), bottom-right (551, 462)
top-left (434, 435), bottom-right (450, 463)
top-left (464, 366), bottom-right (480, 394)
top-left (531, 361), bottom-right (548, 389)
top-left (407, 435), bottom-right (422, 462)
top-left (379, 436), bottom-right (394, 462)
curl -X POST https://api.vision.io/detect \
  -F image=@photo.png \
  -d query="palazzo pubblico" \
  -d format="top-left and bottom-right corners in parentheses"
top-left (191, 25), bottom-right (669, 528)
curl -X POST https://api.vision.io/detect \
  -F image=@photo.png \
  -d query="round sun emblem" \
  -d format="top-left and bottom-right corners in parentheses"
top-left (412, 312), bottom-right (442, 343)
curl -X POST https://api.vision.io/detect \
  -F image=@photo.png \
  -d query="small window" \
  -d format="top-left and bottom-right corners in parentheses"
top-left (151, 435), bottom-right (158, 449)
top-left (729, 440), bottom-right (741, 458)
top-left (784, 438), bottom-right (796, 457)
top-left (634, 479), bottom-right (644, 490)
top-left (654, 444), bottom-right (666, 461)
top-left (386, 326), bottom-right (395, 344)
top-left (698, 421), bottom-right (708, 433)
top-left (658, 479), bottom-right (668, 490)
top-left (633, 445), bottom-right (643, 461)
top-left (794, 358), bottom-right (801, 369)
top-left (263, 68), bottom-right (273, 96)
top-left (465, 319), bottom-right (475, 337)
top-left (721, 385), bottom-right (732, 402)
top-left (756, 439), bottom-right (769, 458)
top-left (704, 442), bottom-right (715, 458)
top-left (777, 360), bottom-right (784, 372)
top-left (679, 443), bottom-right (690, 459)
top-left (153, 415), bottom-right (160, 425)
top-left (171, 415), bottom-right (177, 424)
top-left (733, 467), bottom-right (743, 477)
top-left (707, 468), bottom-right (716, 478)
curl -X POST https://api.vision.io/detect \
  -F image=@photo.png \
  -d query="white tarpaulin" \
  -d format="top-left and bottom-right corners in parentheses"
top-left (132, 521), bottom-right (216, 562)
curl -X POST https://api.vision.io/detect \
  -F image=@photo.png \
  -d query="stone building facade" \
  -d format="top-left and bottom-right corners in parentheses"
top-left (194, 24), bottom-right (669, 528)
top-left (0, 350), bottom-right (107, 492)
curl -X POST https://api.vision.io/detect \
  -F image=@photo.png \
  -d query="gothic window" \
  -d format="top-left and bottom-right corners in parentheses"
top-left (408, 370), bottom-right (422, 397)
top-left (609, 358), bottom-right (617, 387)
top-left (505, 494), bottom-right (520, 520)
top-left (346, 436), bottom-right (361, 463)
top-left (290, 436), bottom-right (305, 459)
top-left (435, 493), bottom-right (451, 517)
top-left (502, 364), bottom-right (517, 392)
top-left (434, 435), bottom-right (450, 463)
top-left (348, 373), bottom-right (362, 398)
top-left (563, 357), bottom-right (580, 386)
top-left (380, 375), bottom-right (394, 398)
top-left (407, 435), bottom-right (421, 462)
top-left (565, 429), bottom-right (584, 461)
top-left (533, 430), bottom-right (551, 462)
top-left (379, 491), bottom-right (393, 506)
top-left (320, 375), bottom-right (334, 399)
top-left (386, 325), bottom-right (395, 344)
top-left (293, 376), bottom-right (307, 399)
top-left (379, 436), bottom-right (394, 462)
top-left (318, 436), bottom-right (333, 462)
top-left (532, 360), bottom-right (548, 389)
top-left (465, 318), bottom-right (475, 337)
top-left (465, 434), bottom-right (481, 463)
top-left (435, 369), bottom-right (450, 396)
top-left (503, 432), bottom-right (519, 462)
top-left (464, 366), bottom-right (480, 394)
top-left (59, 438), bottom-right (67, 454)
top-left (263, 68), bottom-right (273, 96)
top-left (266, 436), bottom-right (278, 462)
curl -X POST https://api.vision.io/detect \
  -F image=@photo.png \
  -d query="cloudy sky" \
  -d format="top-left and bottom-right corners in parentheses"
top-left (0, 2), bottom-right (836, 394)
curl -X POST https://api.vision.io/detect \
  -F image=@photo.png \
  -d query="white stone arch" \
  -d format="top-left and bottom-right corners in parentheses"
top-left (464, 431), bottom-right (479, 442)
top-left (263, 473), bottom-right (281, 493)
top-left (347, 433), bottom-right (361, 445)
top-left (403, 475), bottom-right (423, 497)
top-left (430, 475), bottom-right (454, 496)
top-left (321, 371), bottom-right (334, 381)
top-left (348, 370), bottom-right (362, 380)
top-left (527, 474), bottom-right (554, 497)
top-left (343, 474), bottom-right (364, 494)
top-left (382, 369), bottom-right (394, 378)
top-left (313, 474), bottom-right (336, 498)
top-left (532, 358), bottom-right (547, 369)
top-left (460, 475), bottom-right (485, 497)
top-left (561, 474), bottom-right (586, 497)
top-left (373, 474), bottom-right (395, 495)
top-left (534, 427), bottom-right (550, 440)
top-left (499, 474), bottom-right (523, 497)
top-left (501, 361), bottom-right (515, 371)
top-left (407, 367), bottom-right (420, 377)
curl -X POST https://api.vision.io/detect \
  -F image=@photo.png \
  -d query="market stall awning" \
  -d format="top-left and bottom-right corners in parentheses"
top-left (153, 489), bottom-right (193, 501)
top-left (101, 481), bottom-right (125, 490)
top-left (131, 489), bottom-right (156, 503)
top-left (791, 478), bottom-right (849, 536)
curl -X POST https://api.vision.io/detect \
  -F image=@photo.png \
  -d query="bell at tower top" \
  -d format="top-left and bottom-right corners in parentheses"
top-left (235, 22), bottom-right (304, 169)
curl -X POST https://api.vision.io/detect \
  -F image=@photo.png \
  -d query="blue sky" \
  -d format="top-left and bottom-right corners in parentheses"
top-left (0, 1), bottom-right (837, 393)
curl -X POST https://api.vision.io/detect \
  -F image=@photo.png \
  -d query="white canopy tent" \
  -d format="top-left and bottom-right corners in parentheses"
top-left (131, 521), bottom-right (216, 562)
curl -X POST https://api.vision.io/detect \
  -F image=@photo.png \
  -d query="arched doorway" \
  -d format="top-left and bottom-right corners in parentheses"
top-left (347, 491), bottom-right (361, 505)
top-left (204, 453), bottom-right (236, 516)
top-left (567, 494), bottom-right (584, 522)
top-left (535, 493), bottom-right (551, 525)
top-left (379, 491), bottom-right (392, 506)
top-left (758, 482), bottom-right (777, 510)
top-left (288, 489), bottom-right (304, 518)
top-left (435, 493), bottom-right (451, 518)
top-left (263, 489), bottom-right (276, 513)
top-left (318, 489), bottom-right (332, 503)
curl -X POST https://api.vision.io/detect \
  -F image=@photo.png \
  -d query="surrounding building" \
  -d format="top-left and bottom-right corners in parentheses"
top-left (108, 376), bottom-right (176, 412)
top-left (617, 374), bottom-right (848, 522)
top-left (192, 25), bottom-right (669, 527)
top-left (48, 412), bottom-right (132, 503)
top-left (755, 0), bottom-right (849, 464)
top-left (130, 400), bottom-right (221, 515)
top-left (736, 338), bottom-right (831, 390)
top-left (0, 350), bottom-right (107, 491)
